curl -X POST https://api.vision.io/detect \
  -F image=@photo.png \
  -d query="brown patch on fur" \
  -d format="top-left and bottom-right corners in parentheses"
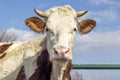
top-left (16, 50), bottom-right (52, 80)
top-left (29, 50), bottom-right (52, 80)
top-left (0, 53), bottom-right (7, 59)
top-left (0, 43), bottom-right (13, 53)
top-left (0, 43), bottom-right (12, 59)
top-left (16, 66), bottom-right (26, 80)
top-left (62, 61), bottom-right (72, 80)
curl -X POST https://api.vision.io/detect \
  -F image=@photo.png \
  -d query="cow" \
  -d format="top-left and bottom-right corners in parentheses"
top-left (0, 5), bottom-right (96, 80)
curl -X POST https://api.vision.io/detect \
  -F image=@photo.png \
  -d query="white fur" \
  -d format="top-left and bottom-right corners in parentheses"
top-left (0, 37), bottom-right (46, 80)
top-left (0, 42), bottom-right (24, 80)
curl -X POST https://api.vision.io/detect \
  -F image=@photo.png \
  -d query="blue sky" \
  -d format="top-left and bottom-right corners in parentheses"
top-left (0, 0), bottom-right (120, 80)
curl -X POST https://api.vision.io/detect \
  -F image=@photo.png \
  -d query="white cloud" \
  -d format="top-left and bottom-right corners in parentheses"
top-left (6, 28), bottom-right (40, 41)
top-left (74, 29), bottom-right (120, 54)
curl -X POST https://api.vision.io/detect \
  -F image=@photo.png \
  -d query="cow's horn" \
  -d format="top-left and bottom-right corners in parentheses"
top-left (34, 9), bottom-right (47, 18)
top-left (77, 10), bottom-right (88, 17)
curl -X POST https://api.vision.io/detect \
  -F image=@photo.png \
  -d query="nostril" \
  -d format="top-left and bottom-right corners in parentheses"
top-left (65, 49), bottom-right (69, 54)
top-left (54, 47), bottom-right (70, 54)
top-left (54, 48), bottom-right (58, 54)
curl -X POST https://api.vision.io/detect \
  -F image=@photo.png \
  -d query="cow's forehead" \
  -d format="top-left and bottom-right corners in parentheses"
top-left (46, 16), bottom-right (77, 32)
top-left (45, 5), bottom-right (76, 17)
top-left (45, 6), bottom-right (77, 31)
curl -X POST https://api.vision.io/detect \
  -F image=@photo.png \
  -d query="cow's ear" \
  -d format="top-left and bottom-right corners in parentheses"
top-left (25, 17), bottom-right (45, 33)
top-left (77, 19), bottom-right (96, 34)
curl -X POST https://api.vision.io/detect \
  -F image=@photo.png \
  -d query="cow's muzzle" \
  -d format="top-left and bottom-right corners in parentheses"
top-left (53, 46), bottom-right (70, 60)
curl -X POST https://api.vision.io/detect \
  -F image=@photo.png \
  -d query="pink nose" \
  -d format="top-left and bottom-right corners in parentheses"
top-left (54, 46), bottom-right (70, 55)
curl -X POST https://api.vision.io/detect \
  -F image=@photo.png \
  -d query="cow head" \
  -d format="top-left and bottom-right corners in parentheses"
top-left (25, 5), bottom-right (96, 61)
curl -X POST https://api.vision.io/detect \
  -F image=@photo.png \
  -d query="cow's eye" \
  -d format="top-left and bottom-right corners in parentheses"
top-left (69, 28), bottom-right (77, 34)
top-left (73, 28), bottom-right (77, 32)
top-left (45, 28), bottom-right (55, 36)
top-left (46, 28), bottom-right (49, 31)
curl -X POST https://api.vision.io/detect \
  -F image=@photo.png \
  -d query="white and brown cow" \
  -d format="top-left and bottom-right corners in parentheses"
top-left (0, 5), bottom-right (96, 80)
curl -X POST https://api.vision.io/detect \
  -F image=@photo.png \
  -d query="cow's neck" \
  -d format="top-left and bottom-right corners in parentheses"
top-left (51, 60), bottom-right (72, 80)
